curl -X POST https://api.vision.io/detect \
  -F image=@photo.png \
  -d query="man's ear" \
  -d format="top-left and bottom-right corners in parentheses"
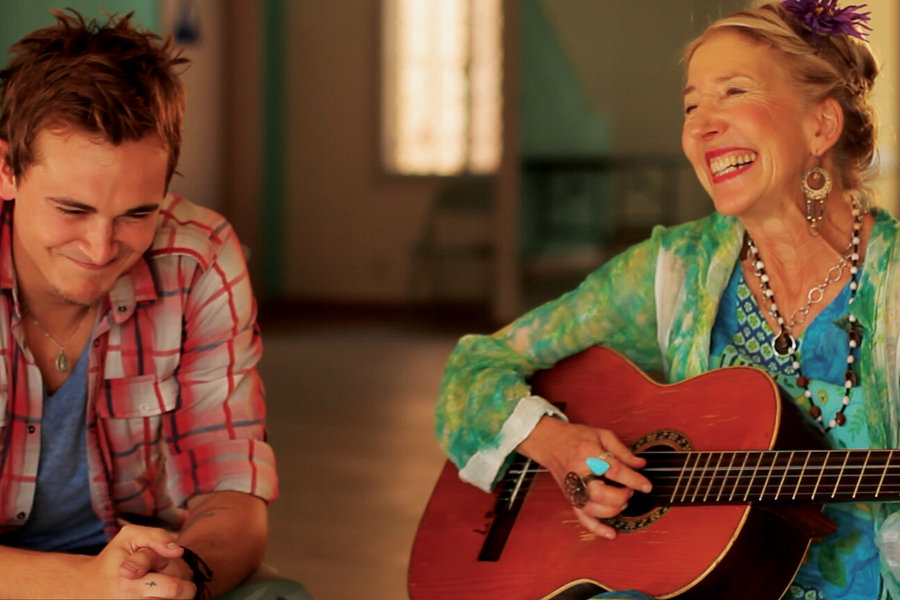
top-left (809, 97), bottom-right (844, 156)
top-left (0, 140), bottom-right (15, 200)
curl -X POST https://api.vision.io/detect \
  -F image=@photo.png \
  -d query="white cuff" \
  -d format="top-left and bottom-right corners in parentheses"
top-left (458, 395), bottom-right (566, 492)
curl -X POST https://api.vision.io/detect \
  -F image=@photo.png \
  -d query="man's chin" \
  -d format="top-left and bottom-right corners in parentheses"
top-left (54, 285), bottom-right (110, 308)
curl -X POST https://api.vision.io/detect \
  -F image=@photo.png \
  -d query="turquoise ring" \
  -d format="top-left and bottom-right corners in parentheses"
top-left (586, 452), bottom-right (615, 477)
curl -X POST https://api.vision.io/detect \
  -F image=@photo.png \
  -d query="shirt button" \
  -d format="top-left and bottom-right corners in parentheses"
top-left (93, 339), bottom-right (101, 347)
top-left (16, 512), bottom-right (25, 520)
top-left (139, 404), bottom-right (150, 413)
top-left (26, 425), bottom-right (35, 434)
top-left (117, 306), bottom-right (127, 313)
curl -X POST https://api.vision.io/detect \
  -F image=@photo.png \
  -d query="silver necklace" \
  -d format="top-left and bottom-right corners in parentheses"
top-left (28, 307), bottom-right (93, 373)
top-left (753, 245), bottom-right (851, 337)
top-left (742, 203), bottom-right (864, 431)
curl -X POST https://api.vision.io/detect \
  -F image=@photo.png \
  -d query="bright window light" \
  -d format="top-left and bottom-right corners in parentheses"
top-left (382, 0), bottom-right (503, 175)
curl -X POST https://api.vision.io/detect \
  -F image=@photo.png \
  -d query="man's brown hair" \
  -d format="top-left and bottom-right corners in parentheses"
top-left (0, 9), bottom-right (189, 185)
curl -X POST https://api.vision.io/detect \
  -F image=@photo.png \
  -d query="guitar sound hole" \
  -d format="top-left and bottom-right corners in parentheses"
top-left (602, 438), bottom-right (688, 532)
top-left (620, 491), bottom-right (658, 518)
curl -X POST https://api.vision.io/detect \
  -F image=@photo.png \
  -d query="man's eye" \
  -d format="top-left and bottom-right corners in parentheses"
top-left (684, 104), bottom-right (697, 115)
top-left (59, 207), bottom-right (86, 216)
top-left (726, 87), bottom-right (745, 96)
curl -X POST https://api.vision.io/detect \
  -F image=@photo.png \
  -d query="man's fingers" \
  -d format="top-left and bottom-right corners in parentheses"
top-left (139, 574), bottom-right (196, 599)
top-left (120, 547), bottom-right (168, 580)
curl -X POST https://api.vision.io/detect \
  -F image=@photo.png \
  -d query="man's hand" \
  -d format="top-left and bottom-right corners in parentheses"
top-left (84, 524), bottom-right (195, 599)
top-left (516, 416), bottom-right (652, 540)
top-left (119, 491), bottom-right (268, 598)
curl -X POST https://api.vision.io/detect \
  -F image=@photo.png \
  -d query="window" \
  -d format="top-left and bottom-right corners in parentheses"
top-left (381, 0), bottom-right (503, 175)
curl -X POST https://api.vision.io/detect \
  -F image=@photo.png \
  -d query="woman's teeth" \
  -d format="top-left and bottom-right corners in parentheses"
top-left (710, 152), bottom-right (757, 176)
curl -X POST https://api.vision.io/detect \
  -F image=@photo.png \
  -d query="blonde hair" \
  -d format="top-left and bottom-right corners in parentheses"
top-left (684, 2), bottom-right (879, 192)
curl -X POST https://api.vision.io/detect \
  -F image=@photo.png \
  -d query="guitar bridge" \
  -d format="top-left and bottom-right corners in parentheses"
top-left (477, 453), bottom-right (537, 561)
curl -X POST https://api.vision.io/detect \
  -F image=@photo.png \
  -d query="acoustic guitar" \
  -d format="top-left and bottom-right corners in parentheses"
top-left (408, 346), bottom-right (898, 600)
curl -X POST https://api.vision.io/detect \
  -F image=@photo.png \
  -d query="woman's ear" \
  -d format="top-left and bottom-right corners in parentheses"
top-left (809, 97), bottom-right (844, 156)
top-left (0, 140), bottom-right (15, 200)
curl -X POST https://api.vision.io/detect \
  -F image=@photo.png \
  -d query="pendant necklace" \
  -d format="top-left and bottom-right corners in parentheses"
top-left (742, 202), bottom-right (864, 431)
top-left (28, 307), bottom-right (93, 373)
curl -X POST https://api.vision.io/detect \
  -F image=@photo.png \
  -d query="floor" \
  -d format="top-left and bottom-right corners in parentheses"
top-left (256, 309), bottom-right (477, 600)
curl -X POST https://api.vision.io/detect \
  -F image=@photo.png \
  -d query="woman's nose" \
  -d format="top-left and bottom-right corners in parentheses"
top-left (686, 105), bottom-right (726, 140)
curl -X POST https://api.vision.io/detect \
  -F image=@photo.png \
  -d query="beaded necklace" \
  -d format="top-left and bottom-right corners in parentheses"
top-left (741, 203), bottom-right (864, 431)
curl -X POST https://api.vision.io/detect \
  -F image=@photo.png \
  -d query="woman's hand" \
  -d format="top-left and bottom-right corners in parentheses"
top-left (516, 416), bottom-right (652, 540)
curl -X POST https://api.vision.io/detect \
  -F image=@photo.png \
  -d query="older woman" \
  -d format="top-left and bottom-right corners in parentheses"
top-left (435, 1), bottom-right (899, 598)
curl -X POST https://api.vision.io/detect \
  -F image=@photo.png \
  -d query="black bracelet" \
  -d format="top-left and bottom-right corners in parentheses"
top-left (180, 546), bottom-right (214, 600)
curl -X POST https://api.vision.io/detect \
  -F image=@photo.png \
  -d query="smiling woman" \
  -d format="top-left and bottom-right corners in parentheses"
top-left (681, 30), bottom-right (828, 221)
top-left (431, 1), bottom-right (900, 599)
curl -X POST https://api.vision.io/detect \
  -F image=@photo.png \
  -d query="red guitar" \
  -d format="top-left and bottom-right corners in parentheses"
top-left (408, 346), bottom-right (897, 599)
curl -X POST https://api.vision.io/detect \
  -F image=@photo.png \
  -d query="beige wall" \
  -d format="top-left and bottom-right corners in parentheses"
top-left (220, 0), bottom-right (899, 315)
top-left (160, 0), bottom-right (226, 212)
top-left (869, 0), bottom-right (900, 214)
top-left (283, 1), bottom-right (444, 303)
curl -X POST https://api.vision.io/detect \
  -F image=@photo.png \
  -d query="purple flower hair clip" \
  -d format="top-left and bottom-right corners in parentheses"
top-left (780, 0), bottom-right (872, 41)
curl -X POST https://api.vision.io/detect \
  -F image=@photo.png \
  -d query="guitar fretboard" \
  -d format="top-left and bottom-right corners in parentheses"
top-left (643, 449), bottom-right (900, 505)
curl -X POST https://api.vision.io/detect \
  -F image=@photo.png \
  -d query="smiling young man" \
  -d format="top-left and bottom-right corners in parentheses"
top-left (0, 10), bottom-right (298, 599)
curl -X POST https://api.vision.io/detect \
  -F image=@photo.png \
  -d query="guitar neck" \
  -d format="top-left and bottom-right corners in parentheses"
top-left (646, 449), bottom-right (900, 505)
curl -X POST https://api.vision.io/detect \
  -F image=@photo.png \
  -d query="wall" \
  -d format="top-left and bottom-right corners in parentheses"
top-left (0, 1), bottom-right (158, 48)
top-left (283, 1), bottom-right (443, 304)
top-left (160, 0), bottom-right (225, 213)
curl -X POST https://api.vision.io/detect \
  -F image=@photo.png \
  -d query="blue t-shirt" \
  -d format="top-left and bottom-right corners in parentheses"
top-left (0, 341), bottom-right (106, 552)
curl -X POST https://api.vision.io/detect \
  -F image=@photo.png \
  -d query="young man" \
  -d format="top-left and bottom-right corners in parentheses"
top-left (0, 10), bottom-right (298, 599)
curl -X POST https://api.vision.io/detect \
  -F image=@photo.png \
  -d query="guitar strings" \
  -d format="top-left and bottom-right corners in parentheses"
top-left (502, 450), bottom-right (900, 503)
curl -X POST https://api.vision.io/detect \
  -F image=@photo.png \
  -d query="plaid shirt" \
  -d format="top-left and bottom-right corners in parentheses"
top-left (0, 194), bottom-right (277, 538)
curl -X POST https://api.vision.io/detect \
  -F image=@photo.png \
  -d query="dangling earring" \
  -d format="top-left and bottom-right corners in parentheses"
top-left (802, 164), bottom-right (832, 236)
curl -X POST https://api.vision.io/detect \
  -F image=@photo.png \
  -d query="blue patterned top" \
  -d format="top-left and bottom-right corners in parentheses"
top-left (711, 266), bottom-right (883, 600)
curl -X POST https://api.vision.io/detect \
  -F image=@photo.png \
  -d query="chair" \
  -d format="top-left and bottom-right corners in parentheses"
top-left (409, 175), bottom-right (496, 303)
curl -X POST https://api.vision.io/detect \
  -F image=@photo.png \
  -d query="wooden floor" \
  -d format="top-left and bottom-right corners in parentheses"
top-left (256, 313), bottom-right (469, 600)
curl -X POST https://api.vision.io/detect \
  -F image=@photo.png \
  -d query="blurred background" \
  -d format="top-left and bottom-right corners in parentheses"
top-left (0, 1), bottom-right (898, 598)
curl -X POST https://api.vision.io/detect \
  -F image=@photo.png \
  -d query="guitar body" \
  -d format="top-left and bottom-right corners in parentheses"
top-left (409, 346), bottom-right (829, 599)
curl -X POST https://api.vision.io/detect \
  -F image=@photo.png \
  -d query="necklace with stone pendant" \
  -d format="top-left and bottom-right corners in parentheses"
top-left (28, 307), bottom-right (93, 373)
top-left (741, 204), bottom-right (864, 431)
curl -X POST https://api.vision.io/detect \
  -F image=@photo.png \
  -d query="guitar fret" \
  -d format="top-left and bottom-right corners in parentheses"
top-left (671, 452), bottom-right (692, 503)
top-left (832, 452), bottom-right (851, 499)
top-left (704, 453), bottom-right (723, 502)
top-left (743, 452), bottom-right (764, 502)
top-left (793, 452), bottom-right (811, 500)
top-left (683, 452), bottom-right (703, 503)
top-left (853, 451), bottom-right (871, 498)
top-left (876, 449), bottom-right (894, 498)
top-left (774, 452), bottom-right (794, 501)
top-left (811, 453), bottom-right (828, 500)
top-left (759, 452), bottom-right (777, 501)
top-left (730, 452), bottom-right (749, 502)
top-left (717, 453), bottom-right (737, 503)
top-left (693, 452), bottom-right (714, 503)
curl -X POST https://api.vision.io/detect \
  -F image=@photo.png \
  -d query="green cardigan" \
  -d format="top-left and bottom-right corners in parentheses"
top-left (436, 208), bottom-right (900, 595)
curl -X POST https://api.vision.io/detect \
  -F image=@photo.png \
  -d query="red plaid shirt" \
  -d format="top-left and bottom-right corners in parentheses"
top-left (0, 195), bottom-right (277, 537)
